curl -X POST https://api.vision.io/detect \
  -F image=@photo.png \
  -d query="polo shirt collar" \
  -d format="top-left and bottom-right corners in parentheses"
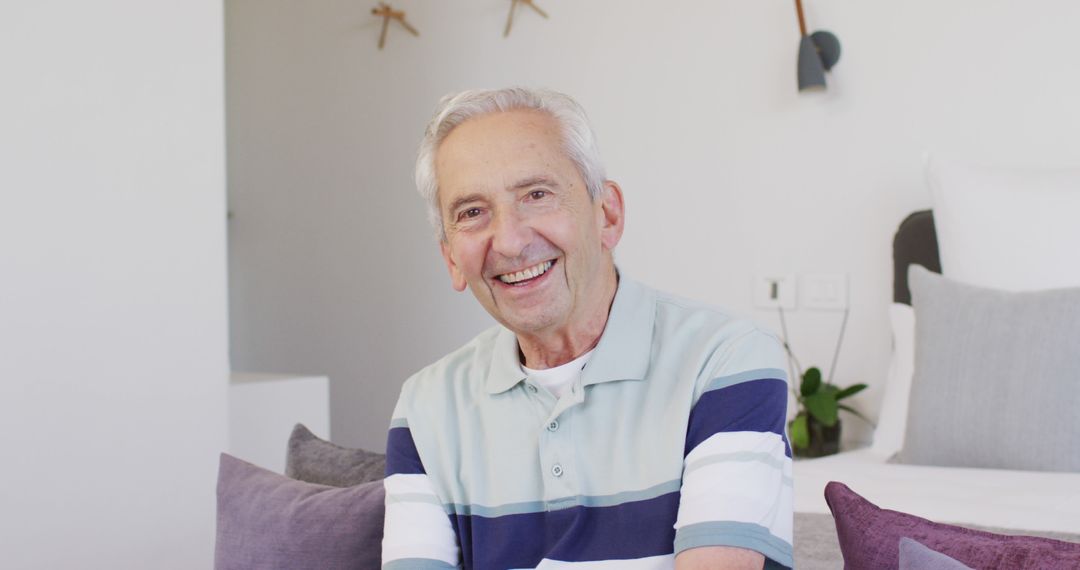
top-left (487, 326), bottom-right (527, 394)
top-left (485, 274), bottom-right (656, 394)
top-left (580, 275), bottom-right (655, 386)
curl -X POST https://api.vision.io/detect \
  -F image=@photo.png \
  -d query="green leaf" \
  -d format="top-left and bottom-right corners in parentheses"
top-left (804, 392), bottom-right (839, 426)
top-left (790, 414), bottom-right (809, 449)
top-left (800, 367), bottom-right (822, 396)
top-left (838, 403), bottom-right (873, 426)
top-left (835, 383), bottom-right (868, 401)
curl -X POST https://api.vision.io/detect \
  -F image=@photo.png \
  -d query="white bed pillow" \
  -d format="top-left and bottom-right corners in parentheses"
top-left (869, 303), bottom-right (914, 458)
top-left (926, 155), bottom-right (1080, 290)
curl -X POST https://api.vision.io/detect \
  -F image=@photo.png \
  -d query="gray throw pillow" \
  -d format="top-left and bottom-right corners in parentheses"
top-left (215, 453), bottom-right (384, 570)
top-left (286, 423), bottom-right (387, 487)
top-left (899, 538), bottom-right (973, 570)
top-left (899, 265), bottom-right (1080, 471)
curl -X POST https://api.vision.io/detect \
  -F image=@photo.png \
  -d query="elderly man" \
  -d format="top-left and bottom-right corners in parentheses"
top-left (382, 88), bottom-right (792, 570)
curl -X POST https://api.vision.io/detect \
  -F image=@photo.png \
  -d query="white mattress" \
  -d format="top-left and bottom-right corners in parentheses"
top-left (794, 449), bottom-right (1080, 534)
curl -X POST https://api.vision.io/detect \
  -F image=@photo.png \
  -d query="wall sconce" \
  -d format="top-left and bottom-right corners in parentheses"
top-left (794, 0), bottom-right (840, 92)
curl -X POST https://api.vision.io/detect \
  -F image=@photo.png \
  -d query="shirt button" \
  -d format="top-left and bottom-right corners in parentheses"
top-left (527, 384), bottom-right (538, 393)
top-left (547, 420), bottom-right (559, 432)
top-left (551, 464), bottom-right (564, 477)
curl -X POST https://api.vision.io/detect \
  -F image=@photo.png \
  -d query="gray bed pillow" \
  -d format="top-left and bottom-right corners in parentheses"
top-left (286, 423), bottom-right (387, 486)
top-left (898, 265), bottom-right (1080, 472)
top-left (215, 453), bottom-right (383, 570)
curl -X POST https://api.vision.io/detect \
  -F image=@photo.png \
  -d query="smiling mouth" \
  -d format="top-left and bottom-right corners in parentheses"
top-left (497, 259), bottom-right (555, 285)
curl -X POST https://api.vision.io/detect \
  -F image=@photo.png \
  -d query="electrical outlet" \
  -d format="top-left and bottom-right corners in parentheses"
top-left (754, 274), bottom-right (797, 309)
top-left (801, 273), bottom-right (848, 310)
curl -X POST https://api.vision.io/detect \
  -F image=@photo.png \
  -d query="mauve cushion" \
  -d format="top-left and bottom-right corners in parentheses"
top-left (825, 481), bottom-right (1080, 569)
top-left (215, 453), bottom-right (384, 570)
top-left (899, 537), bottom-right (973, 570)
top-left (286, 423), bottom-right (387, 487)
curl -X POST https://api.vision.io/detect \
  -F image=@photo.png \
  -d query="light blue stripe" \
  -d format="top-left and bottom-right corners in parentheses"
top-left (383, 558), bottom-right (457, 570)
top-left (704, 368), bottom-right (787, 393)
top-left (389, 417), bottom-right (409, 429)
top-left (685, 450), bottom-right (791, 482)
top-left (447, 499), bottom-right (547, 518)
top-left (685, 453), bottom-right (793, 487)
top-left (674, 521), bottom-right (792, 569)
top-left (444, 478), bottom-right (681, 517)
top-left (579, 478), bottom-right (681, 508)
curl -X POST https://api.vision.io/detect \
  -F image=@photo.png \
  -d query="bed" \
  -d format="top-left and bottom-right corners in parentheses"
top-left (792, 202), bottom-right (1080, 568)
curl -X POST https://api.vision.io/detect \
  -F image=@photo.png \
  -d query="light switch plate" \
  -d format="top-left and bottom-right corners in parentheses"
top-left (754, 274), bottom-right (797, 309)
top-left (801, 273), bottom-right (848, 310)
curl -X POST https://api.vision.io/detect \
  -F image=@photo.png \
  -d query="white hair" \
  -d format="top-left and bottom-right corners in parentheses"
top-left (414, 87), bottom-right (607, 239)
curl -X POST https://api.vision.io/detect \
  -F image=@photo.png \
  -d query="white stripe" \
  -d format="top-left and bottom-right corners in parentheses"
top-left (525, 554), bottom-right (674, 569)
top-left (385, 472), bottom-right (444, 496)
top-left (676, 432), bottom-right (792, 543)
top-left (382, 473), bottom-right (460, 566)
top-left (685, 431), bottom-right (790, 467)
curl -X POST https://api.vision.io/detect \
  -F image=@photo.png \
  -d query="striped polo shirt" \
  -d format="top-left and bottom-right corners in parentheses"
top-left (383, 277), bottom-right (793, 569)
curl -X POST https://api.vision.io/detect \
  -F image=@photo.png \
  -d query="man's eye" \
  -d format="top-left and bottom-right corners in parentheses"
top-left (529, 190), bottom-right (548, 200)
top-left (458, 207), bottom-right (482, 221)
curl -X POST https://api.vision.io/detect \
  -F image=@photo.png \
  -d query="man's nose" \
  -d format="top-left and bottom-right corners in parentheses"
top-left (490, 210), bottom-right (531, 258)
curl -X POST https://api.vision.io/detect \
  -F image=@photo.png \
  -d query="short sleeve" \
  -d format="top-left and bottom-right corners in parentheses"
top-left (674, 329), bottom-right (794, 569)
top-left (382, 380), bottom-right (462, 570)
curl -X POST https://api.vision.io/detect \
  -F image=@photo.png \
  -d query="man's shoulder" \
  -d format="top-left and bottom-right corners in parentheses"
top-left (650, 286), bottom-right (778, 345)
top-left (641, 283), bottom-right (785, 382)
top-left (400, 323), bottom-right (504, 398)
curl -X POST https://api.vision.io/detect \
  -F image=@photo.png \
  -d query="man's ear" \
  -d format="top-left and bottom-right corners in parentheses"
top-left (440, 240), bottom-right (468, 292)
top-left (597, 180), bottom-right (625, 251)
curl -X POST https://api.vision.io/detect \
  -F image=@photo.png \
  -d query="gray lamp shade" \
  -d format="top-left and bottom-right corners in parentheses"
top-left (811, 30), bottom-right (841, 70)
top-left (798, 35), bottom-right (826, 91)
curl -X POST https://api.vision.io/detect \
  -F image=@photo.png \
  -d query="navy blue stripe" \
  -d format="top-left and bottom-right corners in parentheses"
top-left (451, 491), bottom-right (679, 569)
top-left (386, 426), bottom-right (426, 476)
top-left (684, 378), bottom-right (791, 458)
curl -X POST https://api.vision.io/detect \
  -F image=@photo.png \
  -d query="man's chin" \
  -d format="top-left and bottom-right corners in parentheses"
top-left (495, 307), bottom-right (563, 336)
top-left (472, 284), bottom-right (571, 335)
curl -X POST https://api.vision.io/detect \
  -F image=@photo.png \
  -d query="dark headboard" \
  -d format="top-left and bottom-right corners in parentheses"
top-left (892, 210), bottom-right (942, 305)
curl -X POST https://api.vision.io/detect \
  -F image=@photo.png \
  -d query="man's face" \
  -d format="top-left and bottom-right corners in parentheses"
top-left (435, 109), bottom-right (622, 336)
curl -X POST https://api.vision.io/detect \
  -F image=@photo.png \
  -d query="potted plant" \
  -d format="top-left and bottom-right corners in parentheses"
top-left (788, 366), bottom-right (866, 458)
top-left (776, 305), bottom-right (869, 458)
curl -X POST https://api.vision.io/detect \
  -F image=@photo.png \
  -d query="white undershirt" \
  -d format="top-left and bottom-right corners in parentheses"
top-left (521, 349), bottom-right (595, 400)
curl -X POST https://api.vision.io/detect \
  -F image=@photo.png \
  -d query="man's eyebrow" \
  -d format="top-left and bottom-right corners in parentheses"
top-left (511, 175), bottom-right (561, 190)
top-left (445, 193), bottom-right (485, 216)
top-left (445, 177), bottom-right (560, 216)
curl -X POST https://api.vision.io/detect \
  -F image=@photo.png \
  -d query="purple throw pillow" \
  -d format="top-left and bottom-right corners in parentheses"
top-left (215, 453), bottom-right (384, 570)
top-left (825, 481), bottom-right (1080, 570)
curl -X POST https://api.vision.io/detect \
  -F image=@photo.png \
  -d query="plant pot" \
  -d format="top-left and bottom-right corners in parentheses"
top-left (796, 418), bottom-right (841, 458)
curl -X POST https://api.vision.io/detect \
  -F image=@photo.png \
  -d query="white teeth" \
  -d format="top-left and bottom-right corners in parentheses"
top-left (498, 260), bottom-right (553, 284)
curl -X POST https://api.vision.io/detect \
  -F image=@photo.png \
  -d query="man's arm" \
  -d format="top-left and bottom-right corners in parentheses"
top-left (672, 329), bottom-right (794, 569)
top-left (382, 392), bottom-right (461, 569)
top-left (676, 546), bottom-right (765, 570)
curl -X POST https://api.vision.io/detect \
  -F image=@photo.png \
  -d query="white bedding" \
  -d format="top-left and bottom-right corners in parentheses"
top-left (794, 448), bottom-right (1080, 534)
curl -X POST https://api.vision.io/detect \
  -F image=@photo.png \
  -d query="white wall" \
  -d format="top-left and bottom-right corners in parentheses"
top-left (227, 0), bottom-right (1080, 451)
top-left (0, 1), bottom-right (228, 568)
